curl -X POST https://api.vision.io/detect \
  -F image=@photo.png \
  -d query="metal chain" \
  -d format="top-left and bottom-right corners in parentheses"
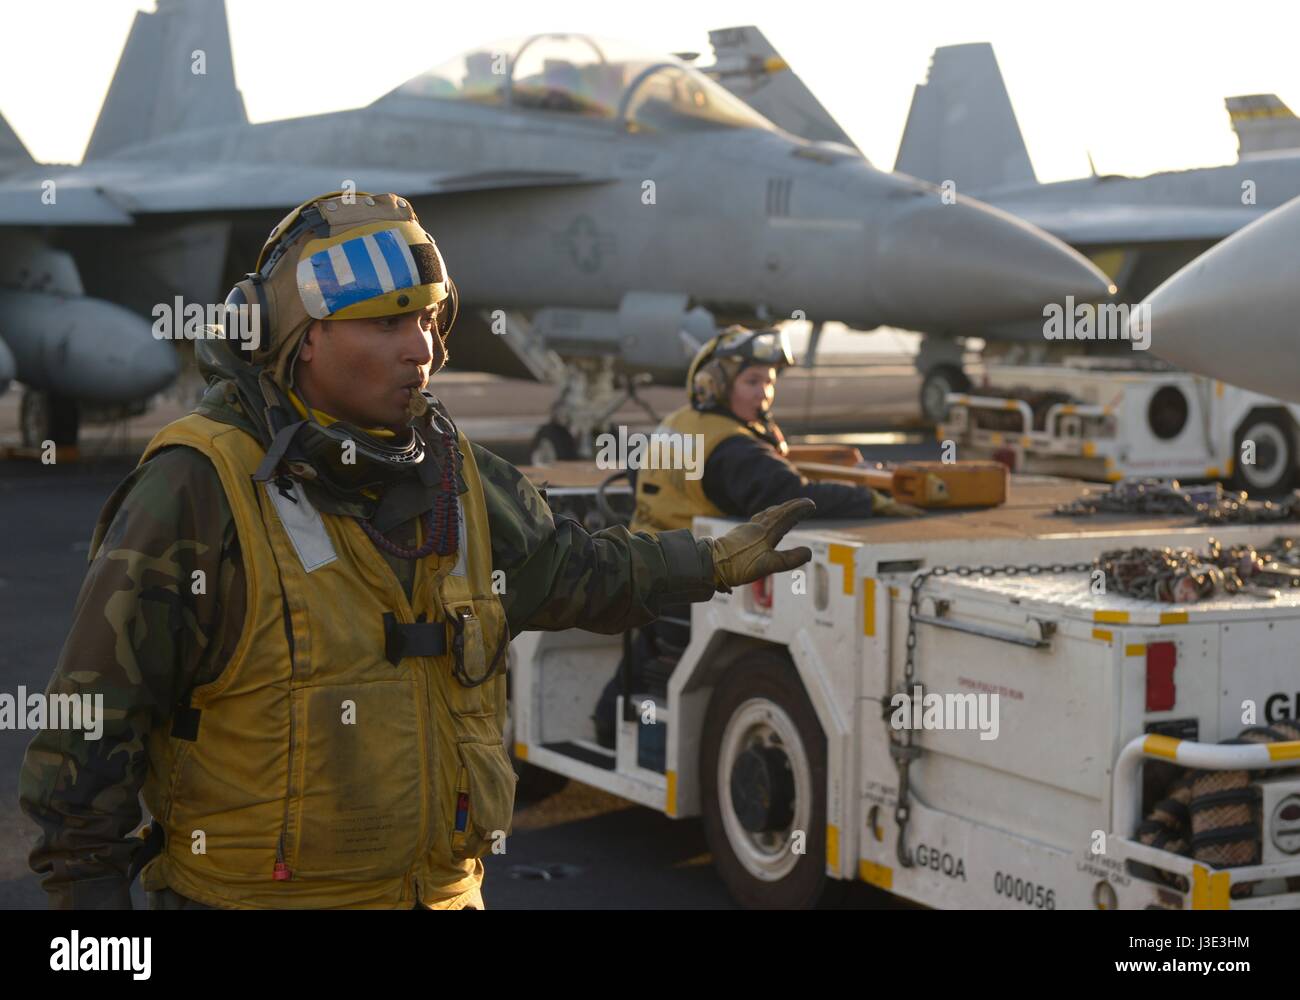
top-left (1055, 477), bottom-right (1300, 524)
top-left (892, 559), bottom-right (1092, 868)
top-left (1100, 538), bottom-right (1300, 602)
top-left (1199, 496), bottom-right (1300, 525)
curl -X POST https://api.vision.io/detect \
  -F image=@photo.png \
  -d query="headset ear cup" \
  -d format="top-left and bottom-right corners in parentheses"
top-left (258, 275), bottom-right (275, 346)
top-left (223, 275), bottom-right (273, 354)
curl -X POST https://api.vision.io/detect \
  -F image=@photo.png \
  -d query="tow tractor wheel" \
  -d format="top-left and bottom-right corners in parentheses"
top-left (529, 422), bottom-right (578, 466)
top-left (920, 365), bottom-right (969, 425)
top-left (20, 389), bottom-right (80, 448)
top-left (701, 650), bottom-right (843, 909)
top-left (1232, 410), bottom-right (1296, 496)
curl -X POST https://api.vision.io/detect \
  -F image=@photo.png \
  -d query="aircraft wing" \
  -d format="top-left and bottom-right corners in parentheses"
top-left (0, 183), bottom-right (135, 225)
top-left (0, 165), bottom-right (615, 226)
top-left (1002, 203), bottom-right (1263, 246)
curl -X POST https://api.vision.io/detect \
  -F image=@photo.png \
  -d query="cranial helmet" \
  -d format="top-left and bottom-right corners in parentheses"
top-left (687, 324), bottom-right (795, 413)
top-left (222, 190), bottom-right (459, 387)
top-left (208, 192), bottom-right (463, 505)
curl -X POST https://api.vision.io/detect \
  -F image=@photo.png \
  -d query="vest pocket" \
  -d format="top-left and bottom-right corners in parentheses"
top-left (442, 600), bottom-right (508, 718)
top-left (449, 740), bottom-right (517, 861)
top-left (287, 680), bottom-right (425, 879)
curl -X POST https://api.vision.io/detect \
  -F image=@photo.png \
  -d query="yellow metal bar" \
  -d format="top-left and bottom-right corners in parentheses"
top-left (1144, 734), bottom-right (1182, 760)
top-left (828, 545), bottom-right (855, 596)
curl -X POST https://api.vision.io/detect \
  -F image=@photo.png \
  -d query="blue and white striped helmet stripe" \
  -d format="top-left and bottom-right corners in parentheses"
top-left (296, 228), bottom-right (420, 319)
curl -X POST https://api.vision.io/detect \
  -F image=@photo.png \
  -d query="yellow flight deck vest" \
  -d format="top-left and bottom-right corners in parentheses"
top-left (134, 413), bottom-right (515, 909)
top-left (629, 406), bottom-right (760, 533)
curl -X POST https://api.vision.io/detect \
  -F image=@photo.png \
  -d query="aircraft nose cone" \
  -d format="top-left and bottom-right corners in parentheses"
top-left (870, 195), bottom-right (1115, 329)
top-left (1144, 195), bottom-right (1300, 403)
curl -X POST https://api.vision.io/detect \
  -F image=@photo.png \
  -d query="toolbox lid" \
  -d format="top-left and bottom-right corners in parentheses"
top-left (929, 568), bottom-right (1300, 626)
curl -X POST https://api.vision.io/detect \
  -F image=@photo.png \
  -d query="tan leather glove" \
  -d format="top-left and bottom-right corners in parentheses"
top-left (704, 498), bottom-right (816, 592)
top-left (870, 490), bottom-right (926, 518)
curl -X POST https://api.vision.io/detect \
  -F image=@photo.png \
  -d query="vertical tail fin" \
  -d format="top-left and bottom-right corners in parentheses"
top-left (0, 111), bottom-right (34, 175)
top-left (701, 25), bottom-right (859, 150)
top-left (893, 42), bottom-right (1036, 192)
top-left (85, 0), bottom-right (246, 160)
top-left (1226, 94), bottom-right (1300, 157)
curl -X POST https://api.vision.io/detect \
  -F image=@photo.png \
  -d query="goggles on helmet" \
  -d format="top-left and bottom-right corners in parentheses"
top-left (687, 325), bottom-right (794, 389)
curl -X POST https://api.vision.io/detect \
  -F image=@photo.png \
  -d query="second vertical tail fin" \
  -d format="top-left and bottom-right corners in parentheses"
top-left (893, 42), bottom-right (1036, 193)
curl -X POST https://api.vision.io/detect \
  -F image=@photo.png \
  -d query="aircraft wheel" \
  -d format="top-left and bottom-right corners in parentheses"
top-left (530, 422), bottom-right (577, 465)
top-left (1233, 409), bottom-right (1296, 496)
top-left (701, 649), bottom-right (845, 909)
top-left (20, 390), bottom-right (80, 448)
top-left (920, 365), bottom-right (969, 424)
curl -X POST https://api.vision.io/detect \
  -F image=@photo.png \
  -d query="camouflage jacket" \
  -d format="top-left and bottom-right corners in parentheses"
top-left (18, 382), bottom-right (720, 909)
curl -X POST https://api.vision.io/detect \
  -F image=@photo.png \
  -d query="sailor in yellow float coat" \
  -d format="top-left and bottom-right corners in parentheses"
top-left (631, 325), bottom-right (924, 530)
top-left (18, 194), bottom-right (817, 910)
top-left (595, 326), bottom-right (921, 746)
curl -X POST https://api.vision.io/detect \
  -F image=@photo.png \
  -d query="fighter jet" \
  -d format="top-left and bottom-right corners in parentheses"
top-left (1142, 193), bottom-right (1300, 404)
top-left (891, 42), bottom-right (1300, 419)
top-left (0, 1), bottom-right (1111, 457)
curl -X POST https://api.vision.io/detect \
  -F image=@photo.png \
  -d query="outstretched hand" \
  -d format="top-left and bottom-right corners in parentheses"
top-left (706, 498), bottom-right (816, 592)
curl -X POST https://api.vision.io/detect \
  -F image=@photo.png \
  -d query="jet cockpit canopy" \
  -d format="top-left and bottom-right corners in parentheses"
top-left (379, 33), bottom-right (777, 134)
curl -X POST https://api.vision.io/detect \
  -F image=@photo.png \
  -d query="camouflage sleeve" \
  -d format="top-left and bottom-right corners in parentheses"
top-left (18, 446), bottom-right (236, 909)
top-left (471, 443), bottom-right (720, 638)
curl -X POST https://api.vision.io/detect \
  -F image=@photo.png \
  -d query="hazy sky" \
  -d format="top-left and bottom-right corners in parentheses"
top-left (2, 0), bottom-right (1298, 182)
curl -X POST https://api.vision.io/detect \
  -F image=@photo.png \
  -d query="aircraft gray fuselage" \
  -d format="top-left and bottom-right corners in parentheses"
top-left (987, 152), bottom-right (1299, 258)
top-left (41, 93), bottom-right (1110, 384)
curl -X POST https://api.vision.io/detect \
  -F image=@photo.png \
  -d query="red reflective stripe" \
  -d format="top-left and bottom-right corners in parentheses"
top-left (1146, 641), bottom-right (1177, 711)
